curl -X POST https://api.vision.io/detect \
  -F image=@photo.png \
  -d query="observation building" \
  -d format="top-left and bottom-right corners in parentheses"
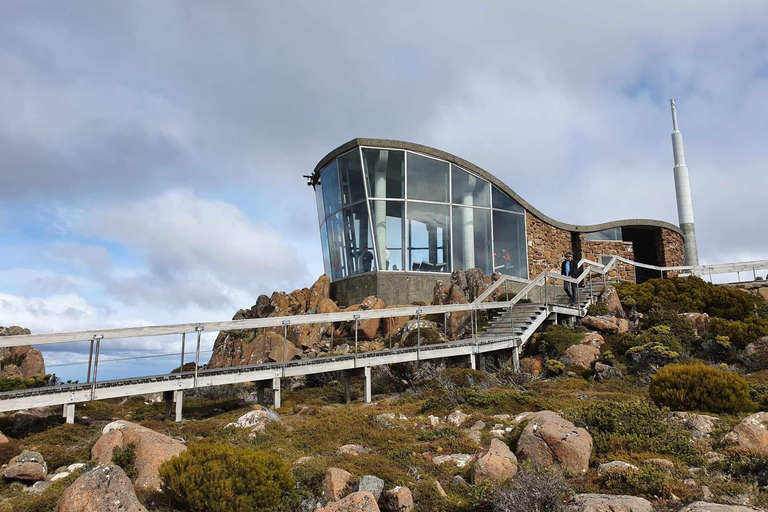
top-left (309, 139), bottom-right (685, 305)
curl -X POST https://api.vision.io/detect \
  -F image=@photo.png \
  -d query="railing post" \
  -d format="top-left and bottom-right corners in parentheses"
top-left (444, 312), bottom-right (448, 338)
top-left (754, 266), bottom-right (758, 282)
top-left (544, 278), bottom-right (548, 306)
top-left (416, 309), bottom-right (422, 360)
top-left (504, 279), bottom-right (509, 301)
top-left (354, 315), bottom-right (360, 362)
top-left (86, 336), bottom-right (95, 383)
top-left (194, 326), bottom-right (203, 388)
top-left (589, 271), bottom-right (594, 298)
top-left (472, 307), bottom-right (477, 344)
top-left (90, 335), bottom-right (103, 400)
top-left (180, 332), bottom-right (186, 371)
top-left (282, 320), bottom-right (290, 376)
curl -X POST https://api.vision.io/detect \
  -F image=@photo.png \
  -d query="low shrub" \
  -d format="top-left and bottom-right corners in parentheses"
top-left (492, 465), bottom-right (572, 512)
top-left (696, 335), bottom-right (734, 363)
top-left (613, 325), bottom-right (683, 357)
top-left (539, 325), bottom-right (583, 359)
top-left (709, 317), bottom-right (768, 349)
top-left (400, 326), bottom-right (444, 347)
top-left (649, 364), bottom-right (756, 414)
top-left (544, 359), bottom-right (566, 377)
top-left (112, 443), bottom-right (138, 481)
top-left (587, 302), bottom-right (610, 317)
top-left (0, 375), bottom-right (54, 392)
top-left (599, 465), bottom-right (673, 498)
top-left (642, 308), bottom-right (698, 351)
top-left (159, 444), bottom-right (294, 512)
top-left (571, 400), bottom-right (702, 465)
top-left (626, 343), bottom-right (680, 374)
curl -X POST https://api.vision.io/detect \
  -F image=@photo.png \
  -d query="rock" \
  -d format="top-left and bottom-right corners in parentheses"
top-left (358, 475), bottom-right (385, 501)
top-left (0, 363), bottom-right (22, 379)
top-left (318, 491), bottom-right (381, 512)
top-left (324, 467), bottom-right (353, 500)
top-left (433, 281), bottom-right (451, 305)
top-left (376, 413), bottom-right (396, 428)
top-left (338, 444), bottom-right (367, 456)
top-left (381, 307), bottom-right (411, 336)
top-left (56, 464), bottom-right (148, 512)
top-left (470, 420), bottom-right (485, 431)
top-left (520, 355), bottom-right (545, 377)
top-left (684, 313), bottom-right (711, 336)
top-left (645, 457), bottom-right (675, 469)
top-left (600, 286), bottom-right (625, 318)
top-left (566, 493), bottom-right (653, 512)
top-left (428, 415), bottom-right (441, 427)
top-left (581, 332), bottom-right (605, 347)
top-left (91, 420), bottom-right (186, 490)
top-left (435, 480), bottom-right (447, 498)
top-left (266, 332), bottom-right (303, 362)
top-left (19, 348), bottom-right (46, 379)
top-left (516, 411), bottom-right (593, 474)
top-left (593, 362), bottom-right (622, 382)
top-left (0, 328), bottom-right (46, 379)
top-left (0, 431), bottom-right (8, 444)
top-left (225, 405), bottom-right (282, 435)
top-left (724, 412), bottom-right (768, 453)
top-left (472, 438), bottom-right (518, 484)
top-left (382, 486), bottom-right (414, 512)
top-left (358, 296), bottom-right (385, 340)
top-left (494, 414), bottom-right (511, 421)
top-left (26, 480), bottom-right (52, 493)
top-left (562, 344), bottom-right (600, 370)
top-left (446, 410), bottom-right (469, 427)
top-left (335, 343), bottom-right (351, 355)
top-left (2, 450), bottom-right (47, 481)
top-left (294, 456), bottom-right (314, 465)
top-left (432, 453), bottom-right (474, 467)
top-left (616, 318), bottom-right (630, 334)
top-left (452, 475), bottom-right (467, 485)
top-left (745, 337), bottom-right (768, 357)
top-left (679, 502), bottom-right (762, 512)
top-left (580, 316), bottom-right (619, 334)
top-left (308, 275), bottom-right (331, 310)
top-left (671, 412), bottom-right (721, 439)
top-left (597, 460), bottom-right (638, 475)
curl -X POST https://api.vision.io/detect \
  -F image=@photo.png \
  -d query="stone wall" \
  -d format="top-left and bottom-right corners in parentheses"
top-left (579, 237), bottom-right (635, 282)
top-left (656, 228), bottom-right (686, 272)
top-left (525, 213), bottom-right (573, 278)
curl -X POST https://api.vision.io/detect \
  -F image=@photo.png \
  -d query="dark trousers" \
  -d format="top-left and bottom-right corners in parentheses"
top-left (564, 281), bottom-right (577, 303)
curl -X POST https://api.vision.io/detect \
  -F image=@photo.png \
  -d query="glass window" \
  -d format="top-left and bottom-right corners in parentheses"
top-left (452, 166), bottom-right (489, 207)
top-left (585, 227), bottom-right (623, 241)
top-left (363, 148), bottom-right (404, 199)
top-left (492, 186), bottom-right (524, 213)
top-left (452, 207), bottom-right (492, 274)
top-left (407, 202), bottom-right (450, 272)
top-left (314, 182), bottom-right (324, 226)
top-left (326, 211), bottom-right (345, 280)
top-left (338, 150), bottom-right (366, 206)
top-left (370, 200), bottom-right (404, 271)
top-left (493, 210), bottom-right (528, 278)
top-left (407, 153), bottom-right (449, 202)
top-left (342, 203), bottom-right (376, 276)
top-left (319, 222), bottom-right (330, 278)
top-left (321, 160), bottom-right (341, 217)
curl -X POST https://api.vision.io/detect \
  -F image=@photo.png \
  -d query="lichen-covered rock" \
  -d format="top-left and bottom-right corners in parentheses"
top-left (318, 491), bottom-right (381, 512)
top-left (324, 467), bottom-right (353, 500)
top-left (91, 420), bottom-right (186, 490)
top-left (516, 411), bottom-right (592, 474)
top-left (684, 313), bottom-right (711, 336)
top-left (679, 502), bottom-right (763, 512)
top-left (56, 464), bottom-right (148, 512)
top-left (446, 410), bottom-right (468, 427)
top-left (2, 450), bottom-right (47, 481)
top-left (0, 327), bottom-right (46, 379)
top-left (593, 362), bottom-right (622, 382)
top-left (357, 475), bottom-right (385, 501)
top-left (600, 286), bottom-right (625, 318)
top-left (308, 275), bottom-right (331, 311)
top-left (225, 405), bottom-right (281, 435)
top-left (472, 438), bottom-right (518, 484)
top-left (562, 344), bottom-right (600, 370)
top-left (580, 316), bottom-right (619, 334)
top-left (432, 453), bottom-right (474, 467)
top-left (671, 412), bottom-right (721, 439)
top-left (597, 460), bottom-right (638, 475)
top-left (520, 355), bottom-right (545, 377)
top-left (338, 444), bottom-right (367, 456)
top-left (724, 412), bottom-right (768, 453)
top-left (581, 332), bottom-right (605, 347)
top-left (565, 493), bottom-right (652, 512)
top-left (382, 486), bottom-right (414, 512)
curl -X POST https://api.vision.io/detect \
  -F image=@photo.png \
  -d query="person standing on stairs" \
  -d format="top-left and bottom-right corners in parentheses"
top-left (561, 251), bottom-right (579, 305)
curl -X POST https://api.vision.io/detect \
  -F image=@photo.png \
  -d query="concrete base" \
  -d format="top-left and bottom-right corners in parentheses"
top-left (64, 403), bottom-right (75, 424)
top-left (330, 271), bottom-right (447, 307)
top-left (273, 377), bottom-right (281, 409)
top-left (175, 391), bottom-right (183, 422)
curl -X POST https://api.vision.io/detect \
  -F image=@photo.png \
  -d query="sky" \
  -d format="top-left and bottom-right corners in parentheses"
top-left (1, 1), bottom-right (767, 382)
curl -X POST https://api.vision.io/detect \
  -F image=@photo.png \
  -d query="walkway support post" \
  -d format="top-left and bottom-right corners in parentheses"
top-left (175, 391), bottom-right (183, 422)
top-left (86, 337), bottom-right (95, 383)
top-left (282, 320), bottom-right (290, 376)
top-left (64, 403), bottom-right (75, 424)
top-left (354, 315), bottom-right (360, 362)
top-left (344, 375), bottom-right (351, 403)
top-left (90, 335), bottom-right (103, 401)
top-left (512, 341), bottom-right (520, 371)
top-left (416, 310), bottom-right (421, 361)
top-left (194, 326), bottom-right (203, 389)
top-left (272, 376), bottom-right (281, 409)
top-left (364, 366), bottom-right (371, 403)
top-left (180, 332), bottom-right (186, 371)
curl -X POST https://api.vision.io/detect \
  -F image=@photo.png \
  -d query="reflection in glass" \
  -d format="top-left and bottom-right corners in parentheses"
top-left (493, 210), bottom-right (528, 278)
top-left (492, 186), bottom-right (524, 213)
top-left (363, 149), bottom-right (405, 199)
top-left (407, 153), bottom-right (449, 202)
top-left (452, 167), bottom-right (489, 207)
top-left (326, 211), bottom-right (345, 280)
top-left (321, 160), bottom-right (341, 217)
top-left (370, 200), bottom-right (404, 271)
top-left (452, 207), bottom-right (491, 274)
top-left (342, 203), bottom-right (375, 276)
top-left (314, 182), bottom-right (324, 226)
top-left (407, 202), bottom-right (450, 272)
top-left (338, 150), bottom-right (366, 206)
top-left (585, 227), bottom-right (622, 241)
top-left (319, 222), bottom-right (330, 277)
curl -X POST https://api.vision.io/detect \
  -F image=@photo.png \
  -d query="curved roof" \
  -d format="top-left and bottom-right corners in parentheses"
top-left (312, 138), bottom-right (682, 235)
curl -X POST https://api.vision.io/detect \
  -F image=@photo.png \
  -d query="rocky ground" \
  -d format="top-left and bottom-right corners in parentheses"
top-left (1, 275), bottom-right (768, 511)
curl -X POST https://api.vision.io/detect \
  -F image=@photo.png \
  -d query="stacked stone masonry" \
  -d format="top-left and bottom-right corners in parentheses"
top-left (579, 237), bottom-right (636, 282)
top-left (656, 228), bottom-right (686, 275)
top-left (526, 214), bottom-right (573, 278)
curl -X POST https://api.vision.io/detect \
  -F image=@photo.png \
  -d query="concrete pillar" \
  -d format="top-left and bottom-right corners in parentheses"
top-left (175, 391), bottom-right (183, 423)
top-left (62, 404), bottom-right (67, 418)
top-left (273, 376), bottom-right (281, 409)
top-left (512, 344), bottom-right (520, 371)
top-left (163, 390), bottom-right (174, 421)
top-left (374, 151), bottom-right (388, 269)
top-left (65, 403), bottom-right (75, 424)
top-left (469, 353), bottom-right (477, 370)
top-left (344, 375), bottom-right (352, 403)
top-left (364, 367), bottom-right (372, 403)
top-left (462, 174), bottom-right (476, 269)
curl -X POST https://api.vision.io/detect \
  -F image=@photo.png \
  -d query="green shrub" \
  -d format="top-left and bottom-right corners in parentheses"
top-left (709, 317), bottom-right (768, 349)
top-left (599, 465), bottom-right (673, 498)
top-left (642, 308), bottom-right (698, 351)
top-left (613, 326), bottom-right (683, 357)
top-left (626, 343), bottom-right (679, 373)
top-left (571, 401), bottom-right (702, 465)
top-left (159, 444), bottom-right (294, 512)
top-left (649, 364), bottom-right (756, 414)
top-left (0, 375), bottom-right (54, 392)
top-left (112, 443), bottom-right (137, 481)
top-left (401, 326), bottom-right (444, 347)
top-left (614, 276), bottom-right (762, 320)
top-left (439, 367), bottom-right (495, 388)
top-left (587, 302), bottom-right (610, 316)
top-left (697, 335), bottom-right (734, 363)
top-left (544, 360), bottom-right (566, 377)
top-left (539, 325), bottom-right (583, 359)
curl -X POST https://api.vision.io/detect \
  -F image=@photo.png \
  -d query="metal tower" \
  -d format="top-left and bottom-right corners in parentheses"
top-left (670, 99), bottom-right (699, 266)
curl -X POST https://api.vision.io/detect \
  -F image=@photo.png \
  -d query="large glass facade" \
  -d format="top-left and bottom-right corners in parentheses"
top-left (314, 146), bottom-right (529, 280)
